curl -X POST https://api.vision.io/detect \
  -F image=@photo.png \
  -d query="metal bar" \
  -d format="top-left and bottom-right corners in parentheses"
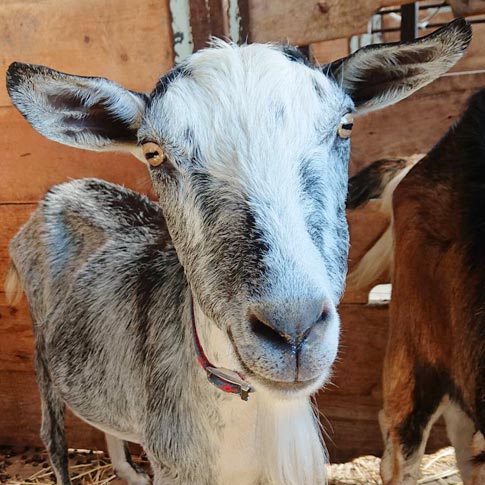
top-left (377, 2), bottom-right (447, 15)
top-left (372, 18), bottom-right (485, 34)
top-left (426, 19), bottom-right (485, 27)
top-left (401, 2), bottom-right (419, 41)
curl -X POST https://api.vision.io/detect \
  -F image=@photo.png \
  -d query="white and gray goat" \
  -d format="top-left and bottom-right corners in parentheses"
top-left (5, 21), bottom-right (471, 485)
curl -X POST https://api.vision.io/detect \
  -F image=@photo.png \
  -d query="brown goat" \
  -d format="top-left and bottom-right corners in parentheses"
top-left (347, 89), bottom-right (485, 485)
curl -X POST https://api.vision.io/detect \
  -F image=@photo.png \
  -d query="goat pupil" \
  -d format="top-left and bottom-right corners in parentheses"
top-left (146, 152), bottom-right (158, 159)
top-left (342, 123), bottom-right (353, 130)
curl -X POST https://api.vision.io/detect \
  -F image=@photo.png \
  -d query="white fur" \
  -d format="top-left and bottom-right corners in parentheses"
top-left (443, 403), bottom-right (476, 483)
top-left (196, 302), bottom-right (327, 485)
top-left (348, 159), bottom-right (418, 290)
top-left (380, 400), bottom-right (448, 485)
top-left (105, 434), bottom-right (149, 485)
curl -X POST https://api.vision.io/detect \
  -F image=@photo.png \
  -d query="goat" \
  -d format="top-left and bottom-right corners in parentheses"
top-left (5, 22), bottom-right (471, 485)
top-left (348, 88), bottom-right (485, 484)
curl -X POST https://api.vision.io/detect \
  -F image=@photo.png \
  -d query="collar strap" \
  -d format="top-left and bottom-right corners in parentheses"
top-left (190, 297), bottom-right (253, 401)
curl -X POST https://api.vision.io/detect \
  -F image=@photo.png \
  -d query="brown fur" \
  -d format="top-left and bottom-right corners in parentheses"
top-left (349, 90), bottom-right (485, 484)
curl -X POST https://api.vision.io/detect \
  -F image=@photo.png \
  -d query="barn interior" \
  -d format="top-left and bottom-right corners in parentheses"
top-left (1, 1), bottom-right (484, 483)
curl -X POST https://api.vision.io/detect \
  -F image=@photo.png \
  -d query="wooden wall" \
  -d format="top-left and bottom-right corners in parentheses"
top-left (1, 0), bottom-right (485, 464)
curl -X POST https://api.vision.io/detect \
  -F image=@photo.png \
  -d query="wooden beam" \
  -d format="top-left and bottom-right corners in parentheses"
top-left (248, 0), bottom-right (415, 45)
top-left (186, 0), bottom-right (231, 53)
top-left (448, 0), bottom-right (485, 16)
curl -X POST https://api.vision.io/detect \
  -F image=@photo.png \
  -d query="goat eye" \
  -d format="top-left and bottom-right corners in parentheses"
top-left (337, 113), bottom-right (354, 139)
top-left (142, 142), bottom-right (165, 167)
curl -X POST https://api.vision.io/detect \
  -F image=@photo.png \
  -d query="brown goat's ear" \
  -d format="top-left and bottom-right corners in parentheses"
top-left (322, 18), bottom-right (472, 114)
top-left (6, 62), bottom-right (147, 160)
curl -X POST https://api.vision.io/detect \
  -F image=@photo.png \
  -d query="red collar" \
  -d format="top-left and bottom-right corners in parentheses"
top-left (191, 296), bottom-right (253, 401)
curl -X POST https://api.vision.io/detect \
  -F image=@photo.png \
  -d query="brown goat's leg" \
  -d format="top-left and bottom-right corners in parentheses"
top-left (380, 403), bottom-right (446, 485)
top-left (379, 349), bottom-right (448, 484)
top-left (443, 403), bottom-right (476, 483)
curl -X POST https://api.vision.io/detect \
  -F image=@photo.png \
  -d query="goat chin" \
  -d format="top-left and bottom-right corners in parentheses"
top-left (256, 389), bottom-right (327, 485)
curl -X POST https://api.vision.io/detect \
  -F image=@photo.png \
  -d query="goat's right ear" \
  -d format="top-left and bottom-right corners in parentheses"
top-left (322, 18), bottom-right (472, 114)
top-left (6, 62), bottom-right (147, 161)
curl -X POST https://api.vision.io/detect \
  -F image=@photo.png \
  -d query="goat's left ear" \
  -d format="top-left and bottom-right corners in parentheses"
top-left (322, 18), bottom-right (472, 114)
top-left (6, 62), bottom-right (147, 160)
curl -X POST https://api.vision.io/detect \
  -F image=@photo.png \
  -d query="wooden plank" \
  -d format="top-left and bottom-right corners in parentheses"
top-left (0, 369), bottom-right (106, 450)
top-left (310, 38), bottom-right (350, 64)
top-left (449, 0), bottom-right (485, 16)
top-left (248, 0), bottom-right (414, 45)
top-left (0, 0), bottom-right (174, 108)
top-left (350, 71), bottom-right (485, 173)
top-left (189, 0), bottom-right (230, 51)
top-left (189, 0), bottom-right (213, 51)
top-left (0, 107), bottom-right (156, 203)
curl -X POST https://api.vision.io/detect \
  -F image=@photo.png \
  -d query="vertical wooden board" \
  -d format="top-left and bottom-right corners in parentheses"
top-left (0, 0), bottom-right (174, 107)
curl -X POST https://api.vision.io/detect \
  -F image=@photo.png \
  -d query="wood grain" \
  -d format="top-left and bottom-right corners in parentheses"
top-left (248, 0), bottom-right (414, 45)
top-left (449, 0), bottom-right (485, 16)
top-left (0, 107), bottom-right (155, 203)
top-left (311, 38), bottom-right (349, 64)
top-left (0, 0), bottom-right (174, 107)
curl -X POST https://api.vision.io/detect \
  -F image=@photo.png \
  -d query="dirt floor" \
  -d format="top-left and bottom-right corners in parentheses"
top-left (0, 445), bottom-right (462, 484)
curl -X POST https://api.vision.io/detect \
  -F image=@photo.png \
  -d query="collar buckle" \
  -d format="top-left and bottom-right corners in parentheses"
top-left (206, 366), bottom-right (254, 401)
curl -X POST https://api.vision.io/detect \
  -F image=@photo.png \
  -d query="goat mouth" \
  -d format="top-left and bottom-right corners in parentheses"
top-left (249, 372), bottom-right (323, 394)
top-left (227, 329), bottom-right (323, 394)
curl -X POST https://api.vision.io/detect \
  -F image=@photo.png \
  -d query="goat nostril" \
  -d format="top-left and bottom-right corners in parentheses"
top-left (249, 313), bottom-right (290, 346)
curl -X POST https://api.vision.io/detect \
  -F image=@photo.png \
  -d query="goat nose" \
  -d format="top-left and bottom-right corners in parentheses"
top-left (248, 300), bottom-right (330, 348)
